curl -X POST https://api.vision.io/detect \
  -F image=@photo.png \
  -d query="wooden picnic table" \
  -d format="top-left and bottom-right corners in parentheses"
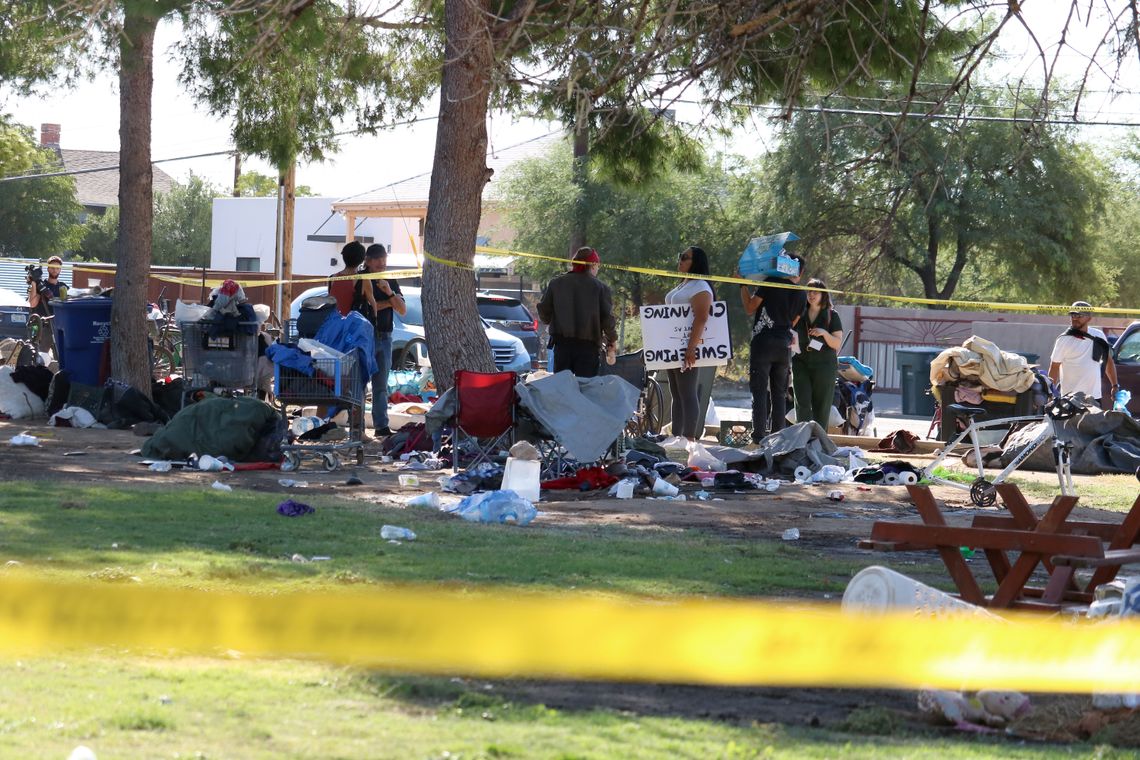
top-left (857, 483), bottom-right (1140, 610)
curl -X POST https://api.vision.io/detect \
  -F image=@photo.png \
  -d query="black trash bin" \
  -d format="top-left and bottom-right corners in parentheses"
top-left (895, 347), bottom-right (944, 418)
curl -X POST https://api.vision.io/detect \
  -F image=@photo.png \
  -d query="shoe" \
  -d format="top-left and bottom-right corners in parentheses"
top-left (374, 426), bottom-right (393, 437)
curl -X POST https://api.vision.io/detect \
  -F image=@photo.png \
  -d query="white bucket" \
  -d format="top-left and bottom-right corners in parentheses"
top-left (841, 565), bottom-right (1000, 618)
top-left (502, 457), bottom-right (541, 503)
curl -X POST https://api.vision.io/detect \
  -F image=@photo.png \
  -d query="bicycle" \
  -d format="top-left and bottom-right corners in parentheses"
top-left (922, 383), bottom-right (1087, 507)
top-left (147, 291), bottom-right (182, 380)
top-left (25, 313), bottom-right (56, 364)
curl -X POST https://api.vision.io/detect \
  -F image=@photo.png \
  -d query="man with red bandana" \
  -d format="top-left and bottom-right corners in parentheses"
top-left (536, 246), bottom-right (618, 377)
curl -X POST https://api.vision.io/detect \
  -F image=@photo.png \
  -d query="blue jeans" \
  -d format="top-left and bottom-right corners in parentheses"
top-left (371, 332), bottom-right (393, 430)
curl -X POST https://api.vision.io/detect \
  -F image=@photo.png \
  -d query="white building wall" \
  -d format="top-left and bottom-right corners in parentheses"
top-left (210, 197), bottom-right (398, 276)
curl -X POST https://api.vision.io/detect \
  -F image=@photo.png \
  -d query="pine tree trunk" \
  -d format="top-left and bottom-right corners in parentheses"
top-left (112, 5), bottom-right (158, 397)
top-left (421, 0), bottom-right (495, 391)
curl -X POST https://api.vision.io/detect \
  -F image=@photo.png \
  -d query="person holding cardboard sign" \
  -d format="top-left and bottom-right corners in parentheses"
top-left (663, 246), bottom-right (715, 440)
top-left (793, 279), bottom-right (844, 431)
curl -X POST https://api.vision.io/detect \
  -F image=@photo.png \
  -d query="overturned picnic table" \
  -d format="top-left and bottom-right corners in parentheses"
top-left (858, 483), bottom-right (1140, 610)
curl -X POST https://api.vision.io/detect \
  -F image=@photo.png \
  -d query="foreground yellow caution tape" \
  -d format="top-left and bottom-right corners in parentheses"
top-left (1, 575), bottom-right (1138, 692)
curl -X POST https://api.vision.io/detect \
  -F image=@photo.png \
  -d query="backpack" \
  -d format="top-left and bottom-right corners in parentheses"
top-left (380, 422), bottom-right (432, 456)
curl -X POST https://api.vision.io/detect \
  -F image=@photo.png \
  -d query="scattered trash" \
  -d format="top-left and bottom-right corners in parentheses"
top-left (148, 461), bottom-right (173, 473)
top-left (381, 525), bottom-right (417, 540)
top-left (311, 555), bottom-right (331, 561)
top-left (406, 491), bottom-right (441, 509)
top-left (793, 465), bottom-right (812, 482)
top-left (502, 457), bottom-right (541, 502)
top-left (398, 474), bottom-right (420, 487)
top-left (810, 512), bottom-right (848, 519)
top-left (67, 746), bottom-right (98, 760)
top-left (694, 490), bottom-right (710, 501)
top-left (276, 499), bottom-right (315, 517)
top-left (445, 490), bottom-right (537, 525)
top-left (9, 434), bottom-right (39, 446)
top-left (842, 565), bottom-right (1000, 618)
top-left (917, 689), bottom-right (1030, 732)
top-left (344, 475), bottom-right (364, 486)
top-left (379, 455), bottom-right (393, 464)
top-left (827, 490), bottom-right (845, 502)
top-left (609, 478), bottom-right (637, 499)
top-left (197, 454), bottom-right (235, 472)
top-left (508, 440), bottom-right (541, 460)
top-left (782, 528), bottom-right (800, 541)
top-left (813, 465), bottom-right (846, 484)
top-left (765, 480), bottom-right (780, 493)
top-left (62, 451), bottom-right (88, 457)
top-left (210, 480), bottom-right (232, 492)
top-left (278, 478), bottom-right (309, 488)
top-left (290, 553), bottom-right (309, 563)
top-left (651, 478), bottom-right (679, 497)
top-left (959, 547), bottom-right (976, 559)
top-left (686, 440), bottom-right (726, 471)
top-left (700, 476), bottom-right (716, 488)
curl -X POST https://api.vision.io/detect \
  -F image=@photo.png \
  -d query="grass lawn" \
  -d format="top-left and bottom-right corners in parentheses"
top-left (0, 481), bottom-right (1133, 758)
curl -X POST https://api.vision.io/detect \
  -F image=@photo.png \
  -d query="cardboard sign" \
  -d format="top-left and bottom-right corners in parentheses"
top-left (640, 301), bottom-right (732, 370)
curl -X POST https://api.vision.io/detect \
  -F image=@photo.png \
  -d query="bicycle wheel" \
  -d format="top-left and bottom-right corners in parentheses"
top-left (641, 377), bottom-right (665, 435)
top-left (396, 338), bottom-right (427, 371)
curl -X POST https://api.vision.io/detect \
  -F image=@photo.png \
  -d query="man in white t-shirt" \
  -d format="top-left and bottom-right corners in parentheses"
top-left (1048, 301), bottom-right (1119, 405)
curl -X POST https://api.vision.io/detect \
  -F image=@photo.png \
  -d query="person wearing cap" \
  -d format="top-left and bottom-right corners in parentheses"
top-left (353, 243), bottom-right (406, 436)
top-left (1049, 301), bottom-right (1119, 405)
top-left (27, 254), bottom-right (69, 318)
top-left (536, 246), bottom-right (618, 377)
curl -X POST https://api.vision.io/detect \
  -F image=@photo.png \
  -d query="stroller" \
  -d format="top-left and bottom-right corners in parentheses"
top-left (834, 355), bottom-right (875, 435)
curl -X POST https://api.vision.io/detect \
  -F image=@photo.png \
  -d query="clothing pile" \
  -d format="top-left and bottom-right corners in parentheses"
top-left (929, 336), bottom-right (1038, 393)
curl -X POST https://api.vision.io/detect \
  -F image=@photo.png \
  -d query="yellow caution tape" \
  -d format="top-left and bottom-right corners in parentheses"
top-left (1, 575), bottom-right (1138, 692)
top-left (146, 268), bottom-right (424, 290)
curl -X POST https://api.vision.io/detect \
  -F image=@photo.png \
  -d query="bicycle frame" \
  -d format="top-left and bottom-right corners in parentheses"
top-left (923, 413), bottom-right (1076, 500)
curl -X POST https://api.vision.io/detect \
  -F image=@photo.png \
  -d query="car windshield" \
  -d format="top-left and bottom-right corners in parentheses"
top-left (479, 301), bottom-right (530, 321)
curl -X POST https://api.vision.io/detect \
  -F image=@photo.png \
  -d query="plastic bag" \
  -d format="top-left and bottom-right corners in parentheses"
top-left (810, 464), bottom-right (847, 484)
top-left (686, 441), bottom-right (726, 472)
top-left (174, 300), bottom-right (211, 324)
top-left (445, 490), bottom-right (537, 525)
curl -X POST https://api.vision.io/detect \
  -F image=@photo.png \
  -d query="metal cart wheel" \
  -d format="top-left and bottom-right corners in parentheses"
top-left (281, 451), bottom-right (301, 472)
top-left (642, 377), bottom-right (665, 435)
top-left (322, 451), bottom-right (340, 471)
top-left (151, 345), bottom-right (176, 380)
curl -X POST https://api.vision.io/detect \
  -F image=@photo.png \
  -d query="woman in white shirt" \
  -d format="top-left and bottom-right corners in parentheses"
top-left (663, 246), bottom-right (714, 440)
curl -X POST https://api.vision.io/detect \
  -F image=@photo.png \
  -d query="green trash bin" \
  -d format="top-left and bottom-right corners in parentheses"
top-left (895, 347), bottom-right (944, 418)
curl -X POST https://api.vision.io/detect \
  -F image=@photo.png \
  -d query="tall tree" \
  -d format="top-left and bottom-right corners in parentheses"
top-left (236, 170), bottom-right (314, 197)
top-left (0, 116), bottom-right (83, 258)
top-left (152, 172), bottom-right (217, 267)
top-left (419, 0), bottom-right (981, 389)
top-left (759, 85), bottom-right (1108, 303)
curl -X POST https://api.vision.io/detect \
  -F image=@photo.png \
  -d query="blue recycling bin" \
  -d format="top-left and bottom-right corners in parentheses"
top-left (52, 297), bottom-right (113, 386)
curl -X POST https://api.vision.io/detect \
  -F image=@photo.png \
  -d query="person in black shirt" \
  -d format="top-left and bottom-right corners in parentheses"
top-left (354, 244), bottom-right (406, 436)
top-left (739, 254), bottom-right (806, 443)
top-left (27, 255), bottom-right (69, 318)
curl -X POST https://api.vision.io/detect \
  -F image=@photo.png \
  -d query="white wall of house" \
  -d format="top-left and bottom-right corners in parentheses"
top-left (210, 197), bottom-right (405, 276)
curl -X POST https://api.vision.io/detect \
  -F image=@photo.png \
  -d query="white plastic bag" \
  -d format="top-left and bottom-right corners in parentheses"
top-left (174, 300), bottom-right (211, 324)
top-left (445, 490), bottom-right (537, 525)
top-left (686, 441), bottom-right (726, 471)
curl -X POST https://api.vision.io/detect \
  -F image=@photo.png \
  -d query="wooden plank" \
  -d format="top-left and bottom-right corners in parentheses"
top-left (904, 486), bottom-right (985, 605)
top-left (869, 523), bottom-right (1104, 557)
top-left (989, 494), bottom-right (1079, 608)
top-left (1088, 494), bottom-right (1140, 590)
top-left (995, 483), bottom-right (1038, 528)
top-left (973, 515), bottom-right (1119, 542)
top-left (1052, 549), bottom-right (1140, 568)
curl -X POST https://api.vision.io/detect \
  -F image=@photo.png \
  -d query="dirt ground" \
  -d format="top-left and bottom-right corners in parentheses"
top-left (0, 417), bottom-right (1131, 741)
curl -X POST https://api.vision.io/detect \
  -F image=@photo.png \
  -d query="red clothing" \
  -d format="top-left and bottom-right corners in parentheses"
top-left (329, 277), bottom-right (356, 316)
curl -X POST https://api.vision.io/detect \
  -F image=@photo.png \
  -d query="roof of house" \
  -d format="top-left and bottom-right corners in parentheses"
top-left (331, 131), bottom-right (565, 216)
top-left (57, 149), bottom-right (178, 209)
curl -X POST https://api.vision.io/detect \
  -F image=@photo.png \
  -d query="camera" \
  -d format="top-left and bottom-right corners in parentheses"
top-left (25, 264), bottom-right (43, 285)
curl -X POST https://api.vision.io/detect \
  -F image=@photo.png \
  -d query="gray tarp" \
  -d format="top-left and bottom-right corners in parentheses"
top-left (425, 370), bottom-right (640, 464)
top-left (515, 371), bottom-right (640, 463)
top-left (704, 421), bottom-right (840, 477)
top-left (1000, 409), bottom-right (1140, 475)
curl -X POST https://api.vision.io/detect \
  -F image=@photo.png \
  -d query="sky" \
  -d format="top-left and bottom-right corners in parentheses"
top-left (2, 6), bottom-right (1138, 200)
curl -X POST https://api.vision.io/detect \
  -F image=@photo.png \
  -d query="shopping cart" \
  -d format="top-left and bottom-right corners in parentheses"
top-left (275, 320), bottom-right (366, 471)
top-left (179, 321), bottom-right (259, 406)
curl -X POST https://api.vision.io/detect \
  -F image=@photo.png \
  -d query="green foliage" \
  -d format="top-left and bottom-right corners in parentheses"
top-left (76, 206), bottom-right (119, 262)
top-left (77, 172), bottom-right (218, 266)
top-left (152, 171), bottom-right (217, 267)
top-left (177, 0), bottom-right (428, 170)
top-left (758, 84), bottom-right (1109, 303)
top-left (236, 170), bottom-right (314, 197)
top-left (502, 143), bottom-right (766, 350)
top-left (0, 116), bottom-right (83, 258)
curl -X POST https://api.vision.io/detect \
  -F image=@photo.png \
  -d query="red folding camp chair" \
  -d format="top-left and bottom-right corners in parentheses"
top-left (452, 369), bottom-right (518, 472)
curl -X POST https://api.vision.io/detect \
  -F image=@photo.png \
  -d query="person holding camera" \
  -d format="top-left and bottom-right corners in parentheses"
top-left (27, 255), bottom-right (69, 318)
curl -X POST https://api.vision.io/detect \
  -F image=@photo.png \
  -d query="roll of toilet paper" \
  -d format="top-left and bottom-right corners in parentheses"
top-left (794, 466), bottom-right (812, 482)
top-left (883, 472), bottom-right (900, 485)
top-left (899, 471), bottom-right (918, 485)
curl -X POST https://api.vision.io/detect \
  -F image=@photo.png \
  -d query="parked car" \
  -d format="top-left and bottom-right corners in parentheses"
top-left (1111, 321), bottom-right (1140, 410)
top-left (287, 285), bottom-right (532, 374)
top-left (476, 292), bottom-right (539, 359)
top-left (0, 287), bottom-right (30, 342)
